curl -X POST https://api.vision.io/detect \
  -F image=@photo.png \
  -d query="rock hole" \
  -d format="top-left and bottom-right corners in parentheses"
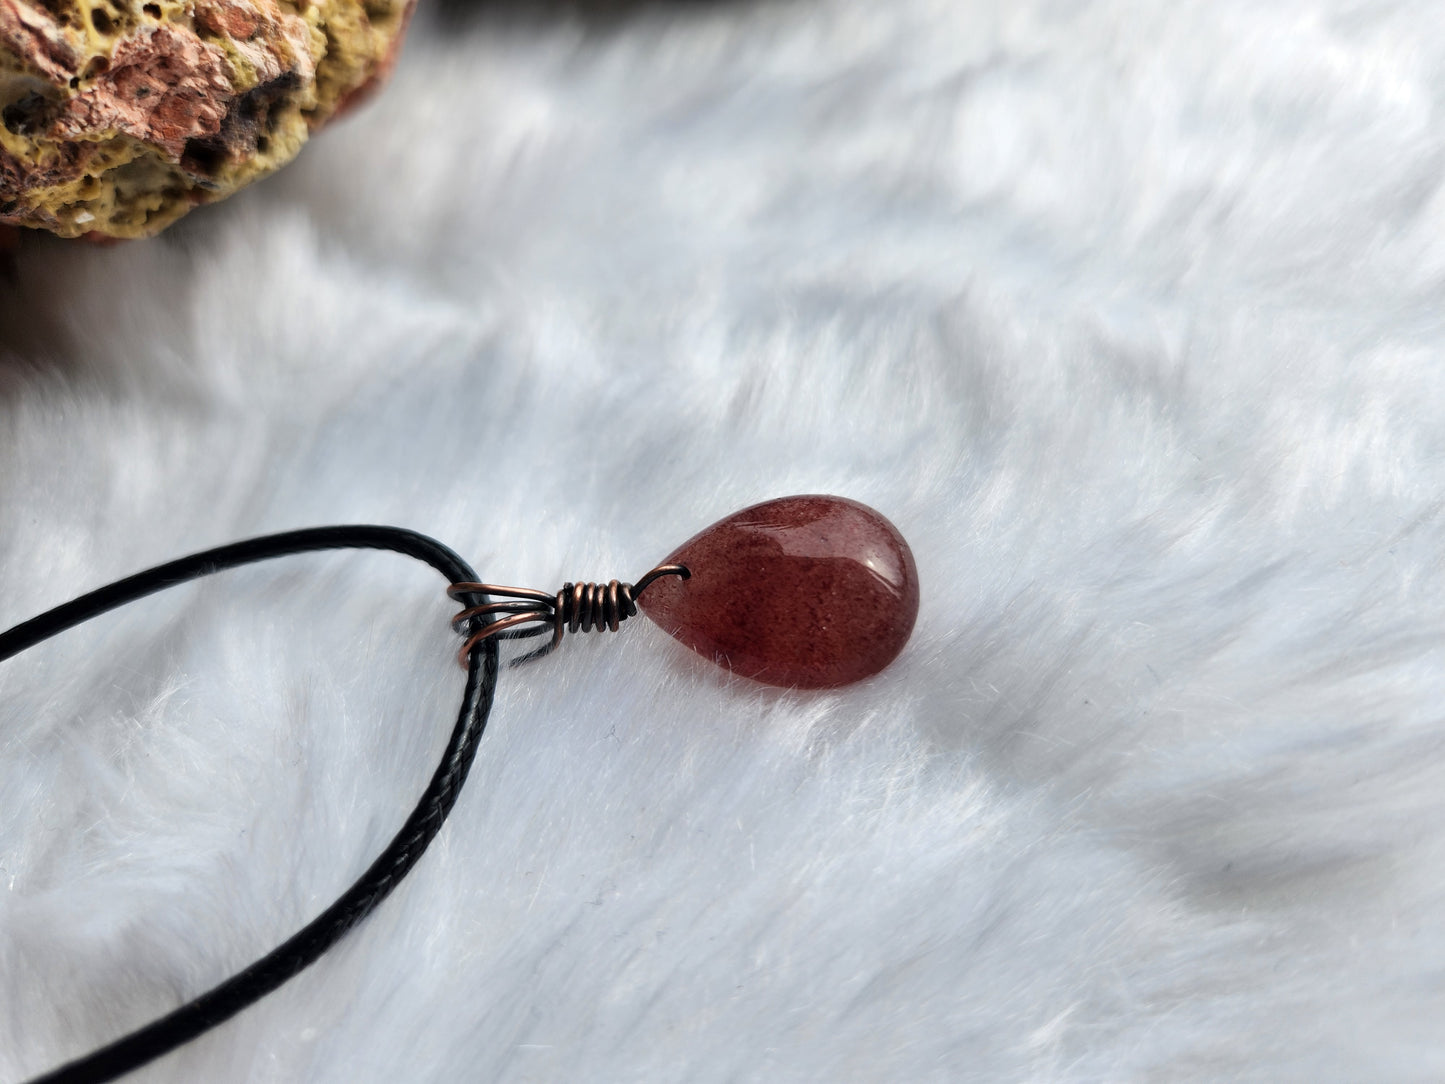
top-left (36, 0), bottom-right (78, 26)
top-left (144, 2), bottom-right (160, 14)
top-left (91, 8), bottom-right (114, 33)
top-left (182, 137), bottom-right (226, 176)
top-left (2, 92), bottom-right (54, 136)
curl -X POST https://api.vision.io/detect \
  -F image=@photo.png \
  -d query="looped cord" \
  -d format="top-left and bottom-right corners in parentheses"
top-left (0, 526), bottom-right (499, 1084)
top-left (447, 563), bottom-right (689, 668)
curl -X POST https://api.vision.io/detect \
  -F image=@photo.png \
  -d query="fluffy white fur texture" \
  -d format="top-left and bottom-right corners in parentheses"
top-left (4, 0), bottom-right (1445, 1079)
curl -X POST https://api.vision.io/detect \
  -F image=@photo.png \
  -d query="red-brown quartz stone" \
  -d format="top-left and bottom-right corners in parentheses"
top-left (638, 495), bottom-right (919, 689)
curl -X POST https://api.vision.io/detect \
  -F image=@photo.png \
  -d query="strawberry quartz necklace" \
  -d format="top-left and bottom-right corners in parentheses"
top-left (1, 496), bottom-right (919, 1083)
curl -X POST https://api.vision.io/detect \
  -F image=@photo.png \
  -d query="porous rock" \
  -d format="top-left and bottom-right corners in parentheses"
top-left (0, 0), bottom-right (413, 238)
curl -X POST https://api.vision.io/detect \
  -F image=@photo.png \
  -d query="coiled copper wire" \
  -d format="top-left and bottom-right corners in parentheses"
top-left (447, 564), bottom-right (689, 668)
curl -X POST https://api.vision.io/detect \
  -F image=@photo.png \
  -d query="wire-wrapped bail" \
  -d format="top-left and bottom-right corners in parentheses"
top-left (447, 564), bottom-right (689, 668)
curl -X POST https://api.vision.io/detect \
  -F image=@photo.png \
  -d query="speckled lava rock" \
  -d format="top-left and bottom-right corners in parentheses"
top-left (0, 0), bottom-right (413, 238)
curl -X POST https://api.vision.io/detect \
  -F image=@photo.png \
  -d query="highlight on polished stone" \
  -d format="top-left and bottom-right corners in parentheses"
top-left (638, 494), bottom-right (919, 689)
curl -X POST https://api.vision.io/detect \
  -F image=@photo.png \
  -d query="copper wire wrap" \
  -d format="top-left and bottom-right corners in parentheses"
top-left (446, 564), bottom-right (690, 668)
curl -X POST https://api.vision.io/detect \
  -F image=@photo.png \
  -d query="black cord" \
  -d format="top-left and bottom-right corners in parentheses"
top-left (1, 526), bottom-right (500, 1084)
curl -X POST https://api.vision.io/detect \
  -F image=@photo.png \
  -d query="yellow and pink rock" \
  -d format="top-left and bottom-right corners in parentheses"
top-left (0, 0), bottom-right (412, 238)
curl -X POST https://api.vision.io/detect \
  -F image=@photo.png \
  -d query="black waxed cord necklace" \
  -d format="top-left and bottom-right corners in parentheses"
top-left (3, 496), bottom-right (920, 1083)
top-left (3, 527), bottom-right (501, 1084)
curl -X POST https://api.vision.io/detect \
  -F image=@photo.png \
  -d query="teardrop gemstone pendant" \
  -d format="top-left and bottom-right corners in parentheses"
top-left (448, 495), bottom-right (919, 689)
top-left (636, 495), bottom-right (918, 688)
top-left (3, 503), bottom-right (918, 1082)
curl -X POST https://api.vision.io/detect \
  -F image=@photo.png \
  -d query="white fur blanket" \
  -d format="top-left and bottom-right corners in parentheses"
top-left (4, 1), bottom-right (1445, 1079)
